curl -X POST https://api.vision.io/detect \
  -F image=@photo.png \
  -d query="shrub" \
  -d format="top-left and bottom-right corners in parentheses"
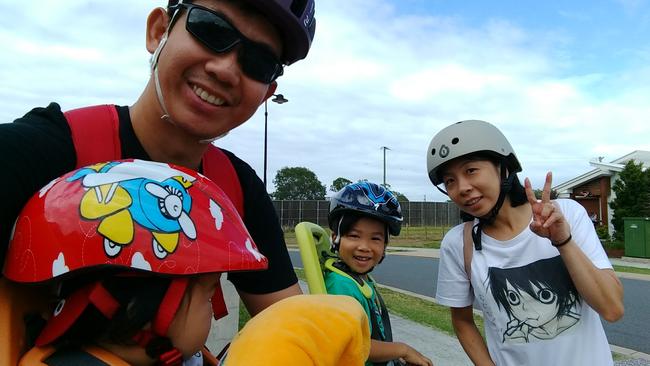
top-left (595, 225), bottom-right (610, 241)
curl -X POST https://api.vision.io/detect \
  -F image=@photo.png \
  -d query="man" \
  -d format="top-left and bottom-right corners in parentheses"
top-left (0, 0), bottom-right (316, 316)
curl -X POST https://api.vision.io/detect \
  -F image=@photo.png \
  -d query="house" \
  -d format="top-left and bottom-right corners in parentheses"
top-left (553, 150), bottom-right (650, 236)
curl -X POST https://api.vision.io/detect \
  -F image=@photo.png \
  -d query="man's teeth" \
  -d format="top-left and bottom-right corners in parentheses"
top-left (193, 86), bottom-right (225, 106)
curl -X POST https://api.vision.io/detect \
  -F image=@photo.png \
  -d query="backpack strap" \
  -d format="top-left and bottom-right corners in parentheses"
top-left (462, 222), bottom-right (473, 281)
top-left (64, 105), bottom-right (121, 168)
top-left (203, 145), bottom-right (244, 218)
top-left (64, 105), bottom-right (244, 217)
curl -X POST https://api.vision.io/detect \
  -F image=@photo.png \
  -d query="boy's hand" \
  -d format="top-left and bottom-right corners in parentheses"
top-left (524, 172), bottom-right (572, 246)
top-left (400, 343), bottom-right (434, 366)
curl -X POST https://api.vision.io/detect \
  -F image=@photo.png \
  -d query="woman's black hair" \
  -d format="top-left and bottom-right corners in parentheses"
top-left (54, 276), bottom-right (172, 348)
top-left (337, 211), bottom-right (389, 244)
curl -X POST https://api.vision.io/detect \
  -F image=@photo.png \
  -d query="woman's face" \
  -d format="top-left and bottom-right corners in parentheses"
top-left (441, 158), bottom-right (502, 218)
top-left (167, 273), bottom-right (222, 358)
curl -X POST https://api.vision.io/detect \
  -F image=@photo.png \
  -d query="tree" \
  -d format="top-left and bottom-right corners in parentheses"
top-left (330, 177), bottom-right (352, 192)
top-left (380, 182), bottom-right (409, 202)
top-left (610, 160), bottom-right (650, 240)
top-left (272, 167), bottom-right (326, 200)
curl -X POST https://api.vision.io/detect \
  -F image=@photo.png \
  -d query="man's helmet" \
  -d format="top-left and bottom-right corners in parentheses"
top-left (168, 0), bottom-right (316, 64)
top-left (328, 182), bottom-right (403, 237)
top-left (426, 120), bottom-right (521, 186)
top-left (3, 159), bottom-right (267, 351)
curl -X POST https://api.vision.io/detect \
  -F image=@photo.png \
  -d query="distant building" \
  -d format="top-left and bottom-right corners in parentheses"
top-left (553, 150), bottom-right (650, 237)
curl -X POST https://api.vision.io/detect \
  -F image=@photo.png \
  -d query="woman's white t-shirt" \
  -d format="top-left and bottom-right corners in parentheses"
top-left (436, 199), bottom-right (614, 366)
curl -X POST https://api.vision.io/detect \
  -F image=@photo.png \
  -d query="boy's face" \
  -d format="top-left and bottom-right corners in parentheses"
top-left (440, 158), bottom-right (501, 218)
top-left (337, 217), bottom-right (386, 274)
top-left (149, 0), bottom-right (282, 140)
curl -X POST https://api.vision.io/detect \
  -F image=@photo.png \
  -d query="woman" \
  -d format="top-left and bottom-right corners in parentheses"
top-left (427, 120), bottom-right (623, 366)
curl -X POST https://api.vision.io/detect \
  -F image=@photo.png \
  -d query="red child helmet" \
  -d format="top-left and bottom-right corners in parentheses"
top-left (3, 159), bottom-right (268, 348)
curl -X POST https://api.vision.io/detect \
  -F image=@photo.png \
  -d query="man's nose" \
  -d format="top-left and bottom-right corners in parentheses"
top-left (205, 47), bottom-right (241, 86)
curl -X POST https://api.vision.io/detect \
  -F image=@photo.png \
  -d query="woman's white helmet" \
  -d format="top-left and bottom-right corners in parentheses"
top-left (426, 120), bottom-right (521, 186)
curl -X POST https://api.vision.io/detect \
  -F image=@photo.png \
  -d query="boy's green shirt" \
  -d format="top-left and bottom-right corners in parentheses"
top-left (324, 268), bottom-right (387, 366)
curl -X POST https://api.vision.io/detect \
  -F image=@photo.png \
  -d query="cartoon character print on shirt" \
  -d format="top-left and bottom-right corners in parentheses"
top-left (67, 160), bottom-right (197, 260)
top-left (487, 256), bottom-right (581, 343)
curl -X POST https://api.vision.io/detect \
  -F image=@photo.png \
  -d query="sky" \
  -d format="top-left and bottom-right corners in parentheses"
top-left (2, 0), bottom-right (650, 201)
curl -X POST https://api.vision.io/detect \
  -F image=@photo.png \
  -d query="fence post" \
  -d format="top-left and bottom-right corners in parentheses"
top-left (432, 202), bottom-right (436, 227)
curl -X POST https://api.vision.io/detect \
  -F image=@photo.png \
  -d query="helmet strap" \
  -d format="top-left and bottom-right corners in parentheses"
top-left (331, 215), bottom-right (344, 252)
top-left (378, 251), bottom-right (386, 265)
top-left (150, 4), bottom-right (224, 145)
top-left (471, 161), bottom-right (516, 251)
top-left (132, 277), bottom-right (189, 366)
top-left (133, 330), bottom-right (183, 366)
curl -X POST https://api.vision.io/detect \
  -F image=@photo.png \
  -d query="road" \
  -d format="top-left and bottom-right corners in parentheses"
top-left (289, 251), bottom-right (650, 354)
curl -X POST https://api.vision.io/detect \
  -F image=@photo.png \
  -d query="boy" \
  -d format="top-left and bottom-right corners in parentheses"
top-left (0, 0), bottom-right (316, 316)
top-left (325, 182), bottom-right (433, 366)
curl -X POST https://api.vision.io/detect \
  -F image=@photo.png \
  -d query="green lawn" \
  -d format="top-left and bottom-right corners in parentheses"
top-left (612, 265), bottom-right (650, 276)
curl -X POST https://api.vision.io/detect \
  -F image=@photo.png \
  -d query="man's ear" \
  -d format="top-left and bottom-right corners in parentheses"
top-left (146, 7), bottom-right (170, 54)
top-left (263, 81), bottom-right (278, 101)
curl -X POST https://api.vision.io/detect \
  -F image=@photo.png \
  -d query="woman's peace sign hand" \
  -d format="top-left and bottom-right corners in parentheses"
top-left (524, 172), bottom-right (572, 246)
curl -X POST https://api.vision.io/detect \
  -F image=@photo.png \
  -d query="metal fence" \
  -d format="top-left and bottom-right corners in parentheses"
top-left (272, 200), bottom-right (463, 229)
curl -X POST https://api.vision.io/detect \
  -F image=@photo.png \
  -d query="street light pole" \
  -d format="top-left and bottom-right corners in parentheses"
top-left (380, 146), bottom-right (390, 187)
top-left (263, 93), bottom-right (288, 190)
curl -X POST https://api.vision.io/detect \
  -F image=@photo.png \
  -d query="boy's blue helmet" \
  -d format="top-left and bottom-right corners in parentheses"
top-left (168, 0), bottom-right (316, 65)
top-left (328, 182), bottom-right (403, 236)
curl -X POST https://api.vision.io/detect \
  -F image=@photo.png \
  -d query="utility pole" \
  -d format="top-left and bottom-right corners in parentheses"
top-left (380, 146), bottom-right (390, 187)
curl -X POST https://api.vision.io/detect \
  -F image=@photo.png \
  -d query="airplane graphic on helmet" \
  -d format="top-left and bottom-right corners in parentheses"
top-left (68, 160), bottom-right (197, 259)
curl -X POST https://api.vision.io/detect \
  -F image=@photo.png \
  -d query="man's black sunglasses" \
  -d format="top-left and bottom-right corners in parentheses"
top-left (170, 3), bottom-right (284, 84)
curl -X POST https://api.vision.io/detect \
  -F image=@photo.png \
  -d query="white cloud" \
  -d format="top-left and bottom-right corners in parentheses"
top-left (52, 252), bottom-right (69, 277)
top-left (2, 0), bottom-right (650, 201)
top-left (245, 239), bottom-right (264, 262)
top-left (210, 199), bottom-right (224, 230)
top-left (131, 252), bottom-right (151, 271)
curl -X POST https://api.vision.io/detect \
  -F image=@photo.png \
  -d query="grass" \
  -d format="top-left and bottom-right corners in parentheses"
top-left (376, 285), bottom-right (485, 337)
top-left (612, 265), bottom-right (650, 276)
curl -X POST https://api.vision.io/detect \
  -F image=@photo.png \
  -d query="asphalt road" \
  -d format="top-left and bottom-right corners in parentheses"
top-left (289, 251), bottom-right (650, 354)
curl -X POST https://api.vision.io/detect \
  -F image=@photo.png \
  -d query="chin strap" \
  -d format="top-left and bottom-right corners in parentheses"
top-left (132, 277), bottom-right (190, 366)
top-left (150, 5), bottom-right (224, 145)
top-left (133, 330), bottom-right (183, 366)
top-left (470, 163), bottom-right (516, 251)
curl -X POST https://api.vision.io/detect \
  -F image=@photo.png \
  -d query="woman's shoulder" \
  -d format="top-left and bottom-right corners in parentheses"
top-left (554, 198), bottom-right (582, 210)
top-left (440, 222), bottom-right (469, 253)
top-left (554, 198), bottom-right (588, 222)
